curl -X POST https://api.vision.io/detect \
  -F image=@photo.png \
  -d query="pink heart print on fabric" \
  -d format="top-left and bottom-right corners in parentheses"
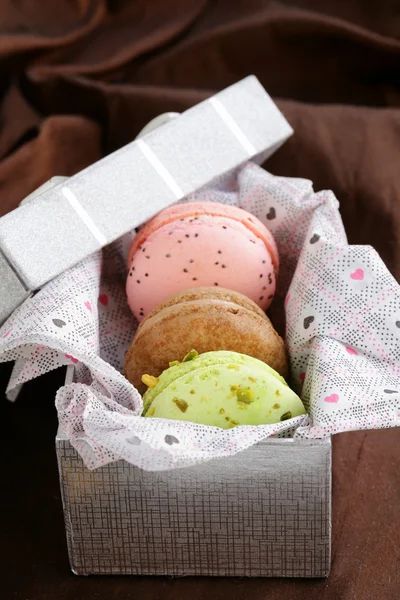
top-left (350, 268), bottom-right (364, 280)
top-left (345, 346), bottom-right (358, 355)
top-left (65, 354), bottom-right (78, 364)
top-left (99, 294), bottom-right (109, 306)
top-left (84, 301), bottom-right (92, 312)
top-left (324, 393), bottom-right (339, 404)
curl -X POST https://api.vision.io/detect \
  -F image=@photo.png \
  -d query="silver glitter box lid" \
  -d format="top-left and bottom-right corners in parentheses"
top-left (0, 76), bottom-right (293, 324)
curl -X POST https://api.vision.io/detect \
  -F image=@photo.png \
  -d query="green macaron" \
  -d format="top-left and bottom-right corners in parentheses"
top-left (142, 350), bottom-right (306, 428)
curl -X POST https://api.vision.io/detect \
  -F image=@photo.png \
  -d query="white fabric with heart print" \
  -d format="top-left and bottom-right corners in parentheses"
top-left (0, 162), bottom-right (399, 470)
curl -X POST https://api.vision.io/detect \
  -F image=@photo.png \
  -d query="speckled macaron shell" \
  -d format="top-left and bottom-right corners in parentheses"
top-left (124, 287), bottom-right (288, 395)
top-left (142, 350), bottom-right (306, 428)
top-left (126, 202), bottom-right (278, 321)
top-left (127, 202), bottom-right (279, 271)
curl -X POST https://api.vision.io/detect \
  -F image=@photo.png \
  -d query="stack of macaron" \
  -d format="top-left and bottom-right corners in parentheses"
top-left (124, 202), bottom-right (305, 426)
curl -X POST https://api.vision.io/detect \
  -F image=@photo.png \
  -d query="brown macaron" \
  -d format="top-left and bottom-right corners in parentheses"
top-left (124, 287), bottom-right (288, 395)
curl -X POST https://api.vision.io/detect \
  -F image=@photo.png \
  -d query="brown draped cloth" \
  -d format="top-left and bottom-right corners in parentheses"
top-left (1, 1), bottom-right (399, 598)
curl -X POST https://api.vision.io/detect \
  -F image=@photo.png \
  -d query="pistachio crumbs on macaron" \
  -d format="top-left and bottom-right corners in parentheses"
top-left (141, 350), bottom-right (306, 428)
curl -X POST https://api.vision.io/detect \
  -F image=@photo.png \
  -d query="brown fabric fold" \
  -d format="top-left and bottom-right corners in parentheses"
top-left (1, 1), bottom-right (399, 599)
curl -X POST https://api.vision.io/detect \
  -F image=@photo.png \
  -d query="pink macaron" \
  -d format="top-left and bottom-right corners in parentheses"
top-left (126, 202), bottom-right (279, 322)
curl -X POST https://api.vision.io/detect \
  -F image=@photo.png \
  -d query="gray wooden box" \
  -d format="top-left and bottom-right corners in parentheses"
top-left (56, 429), bottom-right (331, 577)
